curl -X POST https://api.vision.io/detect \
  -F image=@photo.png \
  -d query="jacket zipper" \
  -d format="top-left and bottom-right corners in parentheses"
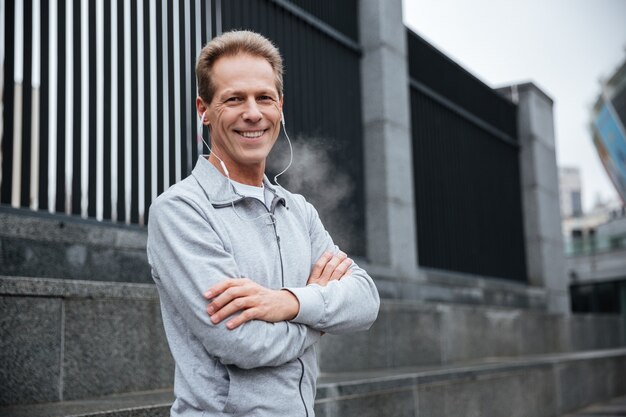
top-left (297, 358), bottom-right (309, 417)
top-left (218, 195), bottom-right (309, 416)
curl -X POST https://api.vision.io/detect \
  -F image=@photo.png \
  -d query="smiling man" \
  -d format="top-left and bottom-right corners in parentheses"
top-left (147, 31), bottom-right (380, 417)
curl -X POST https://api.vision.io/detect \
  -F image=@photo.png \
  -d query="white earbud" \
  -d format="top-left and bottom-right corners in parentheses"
top-left (281, 111), bottom-right (285, 126)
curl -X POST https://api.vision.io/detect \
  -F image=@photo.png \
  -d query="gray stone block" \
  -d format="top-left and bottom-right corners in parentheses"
top-left (569, 314), bottom-right (625, 351)
top-left (0, 296), bottom-right (62, 405)
top-left (319, 302), bottom-right (442, 372)
top-left (417, 367), bottom-right (556, 417)
top-left (519, 312), bottom-right (566, 354)
top-left (516, 84), bottom-right (556, 150)
top-left (329, 388), bottom-right (415, 417)
top-left (519, 139), bottom-right (560, 196)
top-left (556, 358), bottom-right (615, 413)
top-left (0, 211), bottom-right (151, 283)
top-left (390, 304), bottom-right (441, 368)
top-left (0, 237), bottom-right (151, 283)
top-left (440, 305), bottom-right (522, 362)
top-left (62, 298), bottom-right (174, 400)
top-left (359, 0), bottom-right (406, 55)
top-left (319, 309), bottom-right (390, 372)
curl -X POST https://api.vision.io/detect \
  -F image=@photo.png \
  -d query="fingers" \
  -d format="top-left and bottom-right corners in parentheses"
top-left (203, 278), bottom-right (245, 299)
top-left (307, 251), bottom-right (354, 287)
top-left (329, 257), bottom-right (353, 281)
top-left (307, 252), bottom-right (332, 285)
top-left (205, 278), bottom-right (257, 323)
top-left (319, 251), bottom-right (347, 284)
top-left (226, 307), bottom-right (260, 329)
top-left (207, 289), bottom-right (253, 324)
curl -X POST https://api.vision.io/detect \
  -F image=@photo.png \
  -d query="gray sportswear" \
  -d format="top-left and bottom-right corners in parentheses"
top-left (147, 157), bottom-right (380, 417)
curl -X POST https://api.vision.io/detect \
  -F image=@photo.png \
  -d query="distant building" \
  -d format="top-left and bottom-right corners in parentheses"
top-left (567, 55), bottom-right (626, 315)
top-left (591, 56), bottom-right (626, 204)
top-left (566, 204), bottom-right (626, 314)
top-left (559, 167), bottom-right (583, 219)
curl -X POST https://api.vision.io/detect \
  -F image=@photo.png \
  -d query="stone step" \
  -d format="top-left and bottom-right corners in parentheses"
top-left (0, 208), bottom-right (548, 311)
top-left (320, 299), bottom-right (625, 372)
top-left (0, 209), bottom-right (151, 283)
top-left (1, 349), bottom-right (625, 417)
top-left (559, 394), bottom-right (626, 417)
top-left (2, 275), bottom-right (624, 407)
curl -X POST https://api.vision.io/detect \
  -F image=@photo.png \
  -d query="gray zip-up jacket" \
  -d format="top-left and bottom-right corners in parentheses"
top-left (147, 157), bottom-right (380, 417)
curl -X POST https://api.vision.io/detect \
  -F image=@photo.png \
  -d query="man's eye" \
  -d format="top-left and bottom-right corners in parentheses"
top-left (258, 95), bottom-right (274, 102)
top-left (226, 97), bottom-right (242, 103)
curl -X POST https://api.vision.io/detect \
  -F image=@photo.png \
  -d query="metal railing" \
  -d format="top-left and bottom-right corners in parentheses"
top-left (1, 0), bottom-right (217, 225)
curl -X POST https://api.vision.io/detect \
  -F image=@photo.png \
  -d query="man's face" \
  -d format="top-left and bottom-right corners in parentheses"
top-left (204, 53), bottom-right (283, 172)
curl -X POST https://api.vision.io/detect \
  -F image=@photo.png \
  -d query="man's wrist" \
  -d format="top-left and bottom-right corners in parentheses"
top-left (279, 289), bottom-right (300, 321)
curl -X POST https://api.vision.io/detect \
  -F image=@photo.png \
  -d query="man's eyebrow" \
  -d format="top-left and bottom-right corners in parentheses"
top-left (219, 89), bottom-right (277, 98)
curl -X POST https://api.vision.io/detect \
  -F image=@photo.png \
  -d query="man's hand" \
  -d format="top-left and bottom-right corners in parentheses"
top-left (307, 251), bottom-right (352, 286)
top-left (204, 279), bottom-right (299, 329)
top-left (204, 251), bottom-right (353, 330)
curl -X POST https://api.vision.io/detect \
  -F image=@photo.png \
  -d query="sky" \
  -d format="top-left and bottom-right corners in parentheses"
top-left (403, 0), bottom-right (626, 212)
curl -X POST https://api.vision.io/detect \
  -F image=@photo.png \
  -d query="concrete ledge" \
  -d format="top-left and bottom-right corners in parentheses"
top-left (319, 300), bottom-right (625, 373)
top-left (3, 276), bottom-right (623, 406)
top-left (0, 209), bottom-right (150, 283)
top-left (3, 349), bottom-right (624, 417)
top-left (0, 276), bottom-right (173, 407)
top-left (369, 266), bottom-right (549, 310)
top-left (0, 276), bottom-right (158, 300)
top-left (315, 349), bottom-right (626, 417)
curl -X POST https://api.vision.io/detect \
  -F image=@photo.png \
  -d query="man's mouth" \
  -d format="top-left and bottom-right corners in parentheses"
top-left (236, 130), bottom-right (266, 138)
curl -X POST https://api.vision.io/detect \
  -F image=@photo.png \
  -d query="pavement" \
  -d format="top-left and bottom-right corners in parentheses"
top-left (562, 395), bottom-right (626, 416)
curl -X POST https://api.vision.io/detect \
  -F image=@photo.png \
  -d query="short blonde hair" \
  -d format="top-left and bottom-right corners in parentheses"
top-left (196, 30), bottom-right (284, 103)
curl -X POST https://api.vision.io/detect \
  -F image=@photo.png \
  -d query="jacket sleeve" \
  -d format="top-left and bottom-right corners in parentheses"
top-left (147, 195), bottom-right (321, 370)
top-left (284, 196), bottom-right (380, 334)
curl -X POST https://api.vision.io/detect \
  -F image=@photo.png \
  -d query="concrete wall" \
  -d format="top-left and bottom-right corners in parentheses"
top-left (315, 350), bottom-right (626, 417)
top-left (498, 83), bottom-right (569, 313)
top-left (3, 276), bottom-right (623, 407)
top-left (359, 0), bottom-right (419, 279)
top-left (0, 277), bottom-right (173, 406)
top-left (319, 301), bottom-right (625, 373)
top-left (0, 209), bottom-right (150, 283)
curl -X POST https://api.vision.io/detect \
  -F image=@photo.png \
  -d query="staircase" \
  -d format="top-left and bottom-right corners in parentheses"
top-left (1, 210), bottom-right (625, 417)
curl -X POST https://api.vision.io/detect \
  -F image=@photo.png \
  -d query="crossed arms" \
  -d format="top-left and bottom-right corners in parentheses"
top-left (147, 194), bottom-right (379, 369)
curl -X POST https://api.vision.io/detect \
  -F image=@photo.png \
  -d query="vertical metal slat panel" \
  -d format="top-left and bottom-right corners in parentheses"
top-left (149, 0), bottom-right (158, 204)
top-left (102, 0), bottom-right (112, 220)
top-left (123, 0), bottom-right (132, 223)
top-left (79, 0), bottom-right (89, 217)
top-left (142, 0), bottom-right (151, 223)
top-left (110, 0), bottom-right (119, 221)
top-left (0, 0), bottom-right (14, 206)
top-left (172, 0), bottom-right (181, 183)
top-left (161, 0), bottom-right (170, 192)
top-left (38, 0), bottom-right (49, 212)
top-left (183, 0), bottom-right (192, 176)
top-left (129, 0), bottom-right (139, 224)
top-left (11, 0), bottom-right (24, 208)
top-left (87, 0), bottom-right (96, 218)
top-left (95, 0), bottom-right (104, 220)
top-left (0, 0), bottom-right (7, 201)
top-left (136, 0), bottom-right (146, 224)
top-left (30, 0), bottom-right (41, 210)
top-left (56, 0), bottom-right (67, 213)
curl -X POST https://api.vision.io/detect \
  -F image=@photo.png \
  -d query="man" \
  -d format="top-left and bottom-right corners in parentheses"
top-left (147, 30), bottom-right (380, 417)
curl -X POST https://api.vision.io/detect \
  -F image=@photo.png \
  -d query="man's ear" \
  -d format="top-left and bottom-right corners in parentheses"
top-left (196, 96), bottom-right (209, 123)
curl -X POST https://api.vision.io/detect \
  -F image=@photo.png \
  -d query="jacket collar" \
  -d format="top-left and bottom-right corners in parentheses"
top-left (191, 156), bottom-right (287, 208)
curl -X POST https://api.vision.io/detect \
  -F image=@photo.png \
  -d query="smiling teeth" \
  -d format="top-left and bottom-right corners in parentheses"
top-left (239, 131), bottom-right (264, 138)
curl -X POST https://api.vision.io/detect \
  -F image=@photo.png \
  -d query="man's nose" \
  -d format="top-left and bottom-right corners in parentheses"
top-left (242, 99), bottom-right (263, 123)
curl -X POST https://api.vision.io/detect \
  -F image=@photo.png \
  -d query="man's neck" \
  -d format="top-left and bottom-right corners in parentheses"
top-left (207, 155), bottom-right (264, 186)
